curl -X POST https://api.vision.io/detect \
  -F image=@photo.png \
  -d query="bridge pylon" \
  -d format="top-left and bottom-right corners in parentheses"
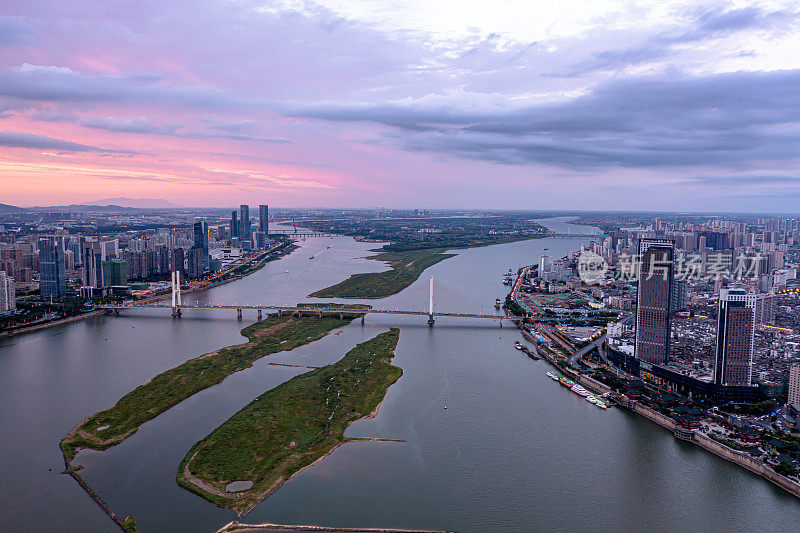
top-left (428, 275), bottom-right (435, 326)
top-left (171, 271), bottom-right (182, 317)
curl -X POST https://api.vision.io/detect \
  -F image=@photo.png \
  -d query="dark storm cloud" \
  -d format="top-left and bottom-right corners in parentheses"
top-left (284, 69), bottom-right (800, 169)
top-left (0, 130), bottom-right (133, 153)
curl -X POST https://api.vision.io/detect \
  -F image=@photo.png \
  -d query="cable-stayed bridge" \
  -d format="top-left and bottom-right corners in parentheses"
top-left (97, 272), bottom-right (529, 326)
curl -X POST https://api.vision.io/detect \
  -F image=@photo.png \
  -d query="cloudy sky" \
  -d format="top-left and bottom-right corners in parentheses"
top-left (1, 1), bottom-right (799, 211)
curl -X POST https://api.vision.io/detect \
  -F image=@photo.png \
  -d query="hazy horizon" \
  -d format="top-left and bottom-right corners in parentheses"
top-left (2, 1), bottom-right (800, 212)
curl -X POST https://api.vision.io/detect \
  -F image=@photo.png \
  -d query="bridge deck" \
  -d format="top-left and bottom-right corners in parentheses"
top-left (97, 304), bottom-right (525, 321)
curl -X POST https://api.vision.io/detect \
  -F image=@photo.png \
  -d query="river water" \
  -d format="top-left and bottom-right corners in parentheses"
top-left (1, 218), bottom-right (799, 532)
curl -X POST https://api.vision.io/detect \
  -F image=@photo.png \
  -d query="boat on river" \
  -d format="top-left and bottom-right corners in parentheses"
top-left (558, 377), bottom-right (574, 388)
top-left (571, 385), bottom-right (589, 397)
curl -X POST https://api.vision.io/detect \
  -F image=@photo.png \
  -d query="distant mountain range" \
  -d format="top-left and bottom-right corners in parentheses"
top-left (88, 197), bottom-right (182, 208)
top-left (0, 198), bottom-right (182, 213)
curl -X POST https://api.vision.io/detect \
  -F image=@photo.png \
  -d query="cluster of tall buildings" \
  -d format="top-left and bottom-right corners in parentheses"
top-left (0, 203), bottom-right (272, 310)
top-left (633, 238), bottom-right (762, 388)
top-left (228, 204), bottom-right (269, 250)
top-left (586, 217), bottom-right (796, 295)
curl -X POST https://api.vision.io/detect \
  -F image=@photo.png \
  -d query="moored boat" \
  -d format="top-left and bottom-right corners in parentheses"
top-left (571, 385), bottom-right (589, 397)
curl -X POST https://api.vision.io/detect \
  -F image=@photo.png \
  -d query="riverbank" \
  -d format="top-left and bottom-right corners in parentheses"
top-left (0, 241), bottom-right (298, 340)
top-left (61, 311), bottom-right (363, 460)
top-left (218, 520), bottom-right (453, 532)
top-left (627, 399), bottom-right (800, 500)
top-left (177, 329), bottom-right (403, 516)
top-left (309, 236), bottom-right (544, 299)
top-left (309, 248), bottom-right (456, 298)
top-left (514, 320), bottom-right (800, 502)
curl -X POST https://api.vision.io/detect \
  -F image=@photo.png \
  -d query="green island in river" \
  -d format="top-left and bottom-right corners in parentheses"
top-left (177, 328), bottom-right (403, 516)
top-left (309, 236), bottom-right (545, 299)
top-left (309, 248), bottom-right (456, 299)
top-left (61, 309), bottom-right (366, 462)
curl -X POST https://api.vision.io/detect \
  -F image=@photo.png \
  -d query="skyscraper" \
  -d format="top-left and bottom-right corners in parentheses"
top-left (671, 278), bottom-right (687, 312)
top-left (187, 247), bottom-right (205, 278)
top-left (230, 210), bottom-right (239, 239)
top-left (0, 271), bottom-right (16, 315)
top-left (38, 236), bottom-right (66, 298)
top-left (714, 289), bottom-right (756, 387)
top-left (193, 221), bottom-right (209, 270)
top-left (102, 260), bottom-right (128, 286)
top-left (634, 238), bottom-right (674, 365)
top-left (81, 237), bottom-right (104, 288)
top-left (258, 204), bottom-right (269, 236)
top-left (170, 248), bottom-right (185, 276)
top-left (788, 364), bottom-right (800, 405)
top-left (239, 204), bottom-right (250, 242)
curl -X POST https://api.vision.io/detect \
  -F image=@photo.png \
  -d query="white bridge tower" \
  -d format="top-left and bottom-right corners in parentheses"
top-left (171, 270), bottom-right (182, 317)
top-left (427, 275), bottom-right (435, 326)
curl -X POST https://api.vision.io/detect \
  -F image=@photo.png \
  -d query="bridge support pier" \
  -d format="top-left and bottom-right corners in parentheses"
top-left (257, 309), bottom-right (262, 321)
top-left (237, 308), bottom-right (242, 320)
top-left (278, 309), bottom-right (282, 317)
top-left (318, 310), bottom-right (323, 318)
top-left (172, 307), bottom-right (181, 317)
top-left (360, 315), bottom-right (365, 325)
top-left (428, 314), bottom-right (435, 327)
top-left (499, 319), bottom-right (503, 328)
top-left (339, 311), bottom-right (343, 320)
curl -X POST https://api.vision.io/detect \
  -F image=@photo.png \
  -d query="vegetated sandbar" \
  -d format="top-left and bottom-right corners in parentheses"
top-left (177, 328), bottom-right (403, 516)
top-left (309, 237), bottom-right (542, 299)
top-left (309, 248), bottom-right (456, 298)
top-left (61, 309), bottom-right (365, 462)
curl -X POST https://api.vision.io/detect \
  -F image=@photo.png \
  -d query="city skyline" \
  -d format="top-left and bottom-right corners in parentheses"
top-left (2, 1), bottom-right (800, 211)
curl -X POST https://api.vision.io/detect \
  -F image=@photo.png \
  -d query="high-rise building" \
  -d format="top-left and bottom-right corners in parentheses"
top-left (193, 221), bottom-right (209, 270)
top-left (258, 204), bottom-right (269, 237)
top-left (81, 237), bottom-right (104, 288)
top-left (38, 237), bottom-right (67, 298)
top-left (170, 248), bottom-right (185, 276)
top-left (754, 293), bottom-right (775, 328)
top-left (102, 260), bottom-right (128, 286)
top-left (671, 279), bottom-right (687, 312)
top-left (187, 247), bottom-right (205, 278)
top-left (634, 239), bottom-right (674, 365)
top-left (239, 205), bottom-right (250, 242)
top-left (253, 231), bottom-right (267, 250)
top-left (714, 289), bottom-right (757, 387)
top-left (100, 239), bottom-right (119, 261)
top-left (230, 210), bottom-right (239, 239)
top-left (539, 254), bottom-right (553, 274)
top-left (0, 271), bottom-right (16, 315)
top-left (788, 364), bottom-right (800, 405)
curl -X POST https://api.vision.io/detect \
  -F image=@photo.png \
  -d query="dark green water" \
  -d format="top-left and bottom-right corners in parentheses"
top-left (1, 219), bottom-right (799, 532)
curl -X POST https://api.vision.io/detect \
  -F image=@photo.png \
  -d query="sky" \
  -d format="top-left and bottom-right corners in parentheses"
top-left (1, 0), bottom-right (800, 212)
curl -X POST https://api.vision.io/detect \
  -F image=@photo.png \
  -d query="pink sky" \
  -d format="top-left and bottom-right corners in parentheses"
top-left (2, 1), bottom-right (800, 211)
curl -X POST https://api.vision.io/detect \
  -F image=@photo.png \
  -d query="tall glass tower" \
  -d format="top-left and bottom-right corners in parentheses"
top-left (634, 238), bottom-right (674, 365)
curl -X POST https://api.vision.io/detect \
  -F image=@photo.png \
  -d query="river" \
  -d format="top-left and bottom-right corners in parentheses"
top-left (1, 218), bottom-right (798, 532)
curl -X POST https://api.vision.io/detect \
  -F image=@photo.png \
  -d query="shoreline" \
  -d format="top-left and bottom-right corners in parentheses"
top-left (177, 329), bottom-right (403, 517)
top-left (309, 235), bottom-right (547, 300)
top-left (514, 320), bottom-right (800, 501)
top-left (0, 240), bottom-right (298, 341)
